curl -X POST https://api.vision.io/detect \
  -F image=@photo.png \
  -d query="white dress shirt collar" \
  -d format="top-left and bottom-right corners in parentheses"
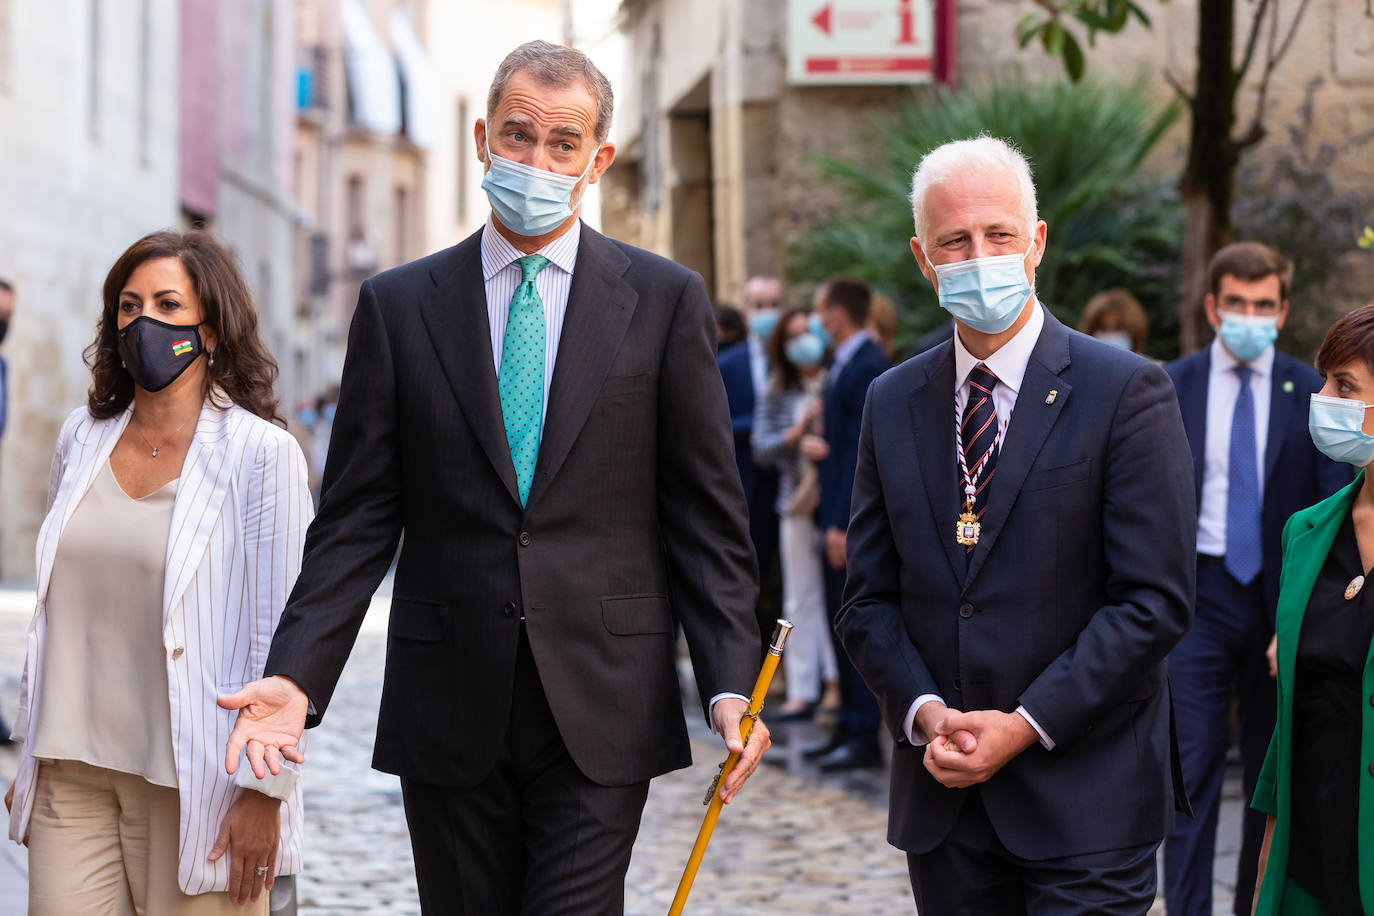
top-left (1209, 335), bottom-right (1274, 381)
top-left (832, 328), bottom-right (873, 374)
top-left (952, 300), bottom-right (1046, 395)
top-left (481, 214), bottom-right (581, 282)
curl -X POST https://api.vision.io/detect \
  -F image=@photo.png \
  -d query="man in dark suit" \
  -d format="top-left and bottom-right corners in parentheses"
top-left (837, 137), bottom-right (1195, 912)
top-left (220, 41), bottom-right (769, 915)
top-left (1162, 242), bottom-right (1348, 916)
top-left (801, 275), bottom-right (890, 770)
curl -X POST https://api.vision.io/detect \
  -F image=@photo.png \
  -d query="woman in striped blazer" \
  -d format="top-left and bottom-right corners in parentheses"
top-left (5, 230), bottom-right (312, 914)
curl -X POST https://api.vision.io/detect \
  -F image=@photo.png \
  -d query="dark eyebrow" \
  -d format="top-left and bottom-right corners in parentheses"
top-left (1333, 370), bottom-right (1358, 382)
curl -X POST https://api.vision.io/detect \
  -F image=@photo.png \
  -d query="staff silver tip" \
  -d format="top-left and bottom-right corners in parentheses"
top-left (768, 620), bottom-right (794, 655)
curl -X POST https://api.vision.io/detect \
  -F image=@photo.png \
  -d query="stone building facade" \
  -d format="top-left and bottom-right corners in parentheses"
top-left (609, 0), bottom-right (1374, 307)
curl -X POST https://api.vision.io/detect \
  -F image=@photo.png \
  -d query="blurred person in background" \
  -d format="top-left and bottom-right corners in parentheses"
top-left (714, 303), bottom-right (746, 348)
top-left (1251, 302), bottom-right (1374, 914)
top-left (0, 278), bottom-right (12, 445)
top-left (220, 40), bottom-right (768, 914)
top-left (867, 291), bottom-right (899, 361)
top-left (1163, 241), bottom-right (1348, 916)
top-left (1078, 288), bottom-right (1149, 354)
top-left (804, 275), bottom-right (890, 771)
top-left (752, 308), bottom-right (840, 720)
top-left (4, 230), bottom-right (311, 913)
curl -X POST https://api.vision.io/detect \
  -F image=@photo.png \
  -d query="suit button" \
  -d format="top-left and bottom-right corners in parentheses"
top-left (171, 646), bottom-right (184, 660)
top-left (519, 532), bottom-right (531, 547)
top-left (958, 603), bottom-right (973, 618)
top-left (502, 602), bottom-right (516, 618)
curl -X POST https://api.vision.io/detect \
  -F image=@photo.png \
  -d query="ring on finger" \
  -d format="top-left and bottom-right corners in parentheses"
top-left (255, 864), bottom-right (269, 877)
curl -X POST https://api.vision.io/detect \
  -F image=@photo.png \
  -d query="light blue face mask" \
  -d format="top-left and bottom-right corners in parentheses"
top-left (481, 138), bottom-right (598, 237)
top-left (749, 310), bottom-right (779, 341)
top-left (1218, 313), bottom-right (1279, 363)
top-left (809, 313), bottom-right (832, 349)
top-left (785, 331), bottom-right (826, 369)
top-left (928, 244), bottom-right (1035, 334)
top-left (1309, 393), bottom-right (1374, 466)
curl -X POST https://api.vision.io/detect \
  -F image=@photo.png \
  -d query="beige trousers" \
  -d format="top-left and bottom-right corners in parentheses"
top-left (27, 759), bottom-right (266, 916)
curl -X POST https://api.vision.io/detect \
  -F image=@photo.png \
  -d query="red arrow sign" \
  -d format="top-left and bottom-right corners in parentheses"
top-left (812, 3), bottom-right (832, 36)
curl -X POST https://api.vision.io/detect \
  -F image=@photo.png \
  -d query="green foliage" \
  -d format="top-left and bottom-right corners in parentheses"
top-left (785, 76), bottom-right (1185, 360)
top-left (1017, 0), bottom-right (1160, 82)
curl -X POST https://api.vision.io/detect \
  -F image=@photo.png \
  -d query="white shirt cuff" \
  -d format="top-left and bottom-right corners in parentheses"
top-left (903, 694), bottom-right (945, 745)
top-left (708, 692), bottom-right (750, 732)
top-left (1016, 705), bottom-right (1054, 750)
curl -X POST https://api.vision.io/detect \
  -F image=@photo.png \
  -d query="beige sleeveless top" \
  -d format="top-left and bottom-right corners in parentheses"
top-left (32, 460), bottom-right (179, 787)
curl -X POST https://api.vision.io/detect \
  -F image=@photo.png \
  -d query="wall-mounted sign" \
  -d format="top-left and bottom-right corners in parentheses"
top-left (787, 0), bottom-right (935, 85)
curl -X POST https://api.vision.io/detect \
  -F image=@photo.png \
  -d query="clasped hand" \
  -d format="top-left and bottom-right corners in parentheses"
top-left (711, 697), bottom-right (771, 805)
top-left (918, 702), bottom-right (1038, 789)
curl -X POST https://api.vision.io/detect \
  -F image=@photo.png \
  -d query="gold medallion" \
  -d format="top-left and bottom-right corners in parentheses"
top-left (1346, 575), bottom-right (1365, 601)
top-left (955, 510), bottom-right (981, 547)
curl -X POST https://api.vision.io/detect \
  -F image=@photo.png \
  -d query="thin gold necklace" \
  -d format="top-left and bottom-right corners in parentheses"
top-left (132, 413), bottom-right (195, 458)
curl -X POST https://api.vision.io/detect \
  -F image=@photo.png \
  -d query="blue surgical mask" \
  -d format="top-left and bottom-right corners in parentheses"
top-left (1309, 393), bottom-right (1374, 466)
top-left (809, 313), bottom-right (832, 349)
top-left (929, 245), bottom-right (1035, 334)
top-left (1094, 330), bottom-right (1133, 350)
top-left (749, 310), bottom-right (779, 341)
top-left (1218, 313), bottom-right (1278, 363)
top-left (785, 332), bottom-right (825, 369)
top-left (482, 138), bottom-right (598, 237)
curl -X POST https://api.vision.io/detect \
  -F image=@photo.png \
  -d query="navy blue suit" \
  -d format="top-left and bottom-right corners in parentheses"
top-left (819, 336), bottom-right (891, 747)
top-left (838, 312), bottom-right (1195, 908)
top-left (718, 339), bottom-right (779, 645)
top-left (1162, 346), bottom-right (1348, 916)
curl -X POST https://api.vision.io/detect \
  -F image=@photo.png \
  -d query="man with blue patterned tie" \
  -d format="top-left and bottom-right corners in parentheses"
top-left (220, 41), bottom-right (768, 915)
top-left (1163, 242), bottom-right (1349, 916)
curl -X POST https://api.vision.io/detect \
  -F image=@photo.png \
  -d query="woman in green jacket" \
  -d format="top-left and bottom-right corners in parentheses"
top-left (1253, 303), bottom-right (1374, 914)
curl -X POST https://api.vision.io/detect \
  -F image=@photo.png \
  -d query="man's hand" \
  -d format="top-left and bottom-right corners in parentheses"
top-left (913, 701), bottom-right (977, 754)
top-left (824, 528), bottom-right (847, 570)
top-left (1266, 634), bottom-right (1277, 679)
top-left (923, 709), bottom-right (1038, 789)
top-left (711, 698), bottom-right (771, 805)
top-left (800, 434), bottom-right (830, 463)
top-left (208, 789), bottom-right (282, 906)
top-left (220, 676), bottom-right (309, 779)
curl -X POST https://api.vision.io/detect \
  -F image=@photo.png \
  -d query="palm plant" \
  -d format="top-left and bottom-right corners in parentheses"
top-left (786, 75), bottom-right (1185, 360)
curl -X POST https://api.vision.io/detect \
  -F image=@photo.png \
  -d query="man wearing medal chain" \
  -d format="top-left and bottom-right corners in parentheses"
top-left (836, 136), bottom-right (1196, 912)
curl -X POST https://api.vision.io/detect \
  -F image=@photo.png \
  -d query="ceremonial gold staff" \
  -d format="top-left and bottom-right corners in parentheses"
top-left (667, 619), bottom-right (793, 916)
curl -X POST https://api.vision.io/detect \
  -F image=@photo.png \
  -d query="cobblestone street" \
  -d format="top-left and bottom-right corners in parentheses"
top-left (0, 587), bottom-right (1246, 914)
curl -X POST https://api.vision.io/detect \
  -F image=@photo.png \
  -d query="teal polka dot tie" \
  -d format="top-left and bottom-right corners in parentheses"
top-left (500, 254), bottom-right (551, 506)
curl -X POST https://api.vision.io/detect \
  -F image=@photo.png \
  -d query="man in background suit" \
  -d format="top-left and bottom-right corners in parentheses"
top-left (801, 275), bottom-right (890, 770)
top-left (221, 41), bottom-right (769, 915)
top-left (1162, 242), bottom-right (1348, 916)
top-left (838, 136), bottom-right (1195, 912)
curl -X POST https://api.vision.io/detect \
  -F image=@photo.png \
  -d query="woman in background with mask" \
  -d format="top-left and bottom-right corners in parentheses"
top-left (1078, 288), bottom-right (1150, 355)
top-left (1251, 302), bottom-right (1374, 914)
top-left (752, 308), bottom-right (840, 720)
top-left (5, 230), bottom-right (311, 914)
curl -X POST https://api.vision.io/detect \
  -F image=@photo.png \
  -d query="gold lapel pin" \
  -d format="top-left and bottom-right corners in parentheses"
top-left (1283, 380), bottom-right (1294, 393)
top-left (1045, 390), bottom-right (1058, 405)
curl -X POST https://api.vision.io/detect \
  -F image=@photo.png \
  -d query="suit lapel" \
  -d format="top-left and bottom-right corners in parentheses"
top-left (908, 343), bottom-right (963, 586)
top-left (416, 229), bottom-right (522, 506)
top-left (36, 410), bottom-right (131, 603)
top-left (1179, 350), bottom-right (1209, 507)
top-left (964, 317), bottom-right (1072, 589)
top-left (162, 400), bottom-right (233, 620)
top-left (525, 226), bottom-right (637, 510)
top-left (1264, 356), bottom-right (1296, 486)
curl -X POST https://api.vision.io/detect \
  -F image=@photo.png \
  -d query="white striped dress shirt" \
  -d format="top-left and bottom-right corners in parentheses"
top-left (482, 215), bottom-right (581, 429)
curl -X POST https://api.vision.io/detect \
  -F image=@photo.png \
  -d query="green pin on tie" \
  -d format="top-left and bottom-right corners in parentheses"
top-left (499, 254), bottom-right (551, 506)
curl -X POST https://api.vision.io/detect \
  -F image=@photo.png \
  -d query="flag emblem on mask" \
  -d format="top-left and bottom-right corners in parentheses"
top-left (172, 340), bottom-right (194, 356)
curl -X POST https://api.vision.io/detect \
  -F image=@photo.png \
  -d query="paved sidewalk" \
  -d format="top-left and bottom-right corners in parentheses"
top-left (0, 587), bottom-right (1249, 913)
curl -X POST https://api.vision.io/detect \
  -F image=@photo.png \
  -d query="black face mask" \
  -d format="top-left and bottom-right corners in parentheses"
top-left (0, 319), bottom-right (8, 345)
top-left (117, 316), bottom-right (204, 392)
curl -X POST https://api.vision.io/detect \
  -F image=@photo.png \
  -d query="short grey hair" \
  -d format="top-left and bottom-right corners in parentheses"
top-left (487, 40), bottom-right (614, 143)
top-left (909, 136), bottom-right (1039, 245)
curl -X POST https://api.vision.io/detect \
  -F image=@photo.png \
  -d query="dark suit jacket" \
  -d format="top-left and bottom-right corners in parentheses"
top-left (837, 310), bottom-right (1196, 859)
top-left (718, 339), bottom-right (759, 504)
top-left (264, 223), bottom-right (761, 789)
top-left (1164, 347), bottom-right (1349, 619)
top-left (818, 338), bottom-right (890, 533)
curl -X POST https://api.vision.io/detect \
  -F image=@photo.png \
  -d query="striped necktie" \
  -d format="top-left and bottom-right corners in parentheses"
top-left (960, 364), bottom-right (1000, 557)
